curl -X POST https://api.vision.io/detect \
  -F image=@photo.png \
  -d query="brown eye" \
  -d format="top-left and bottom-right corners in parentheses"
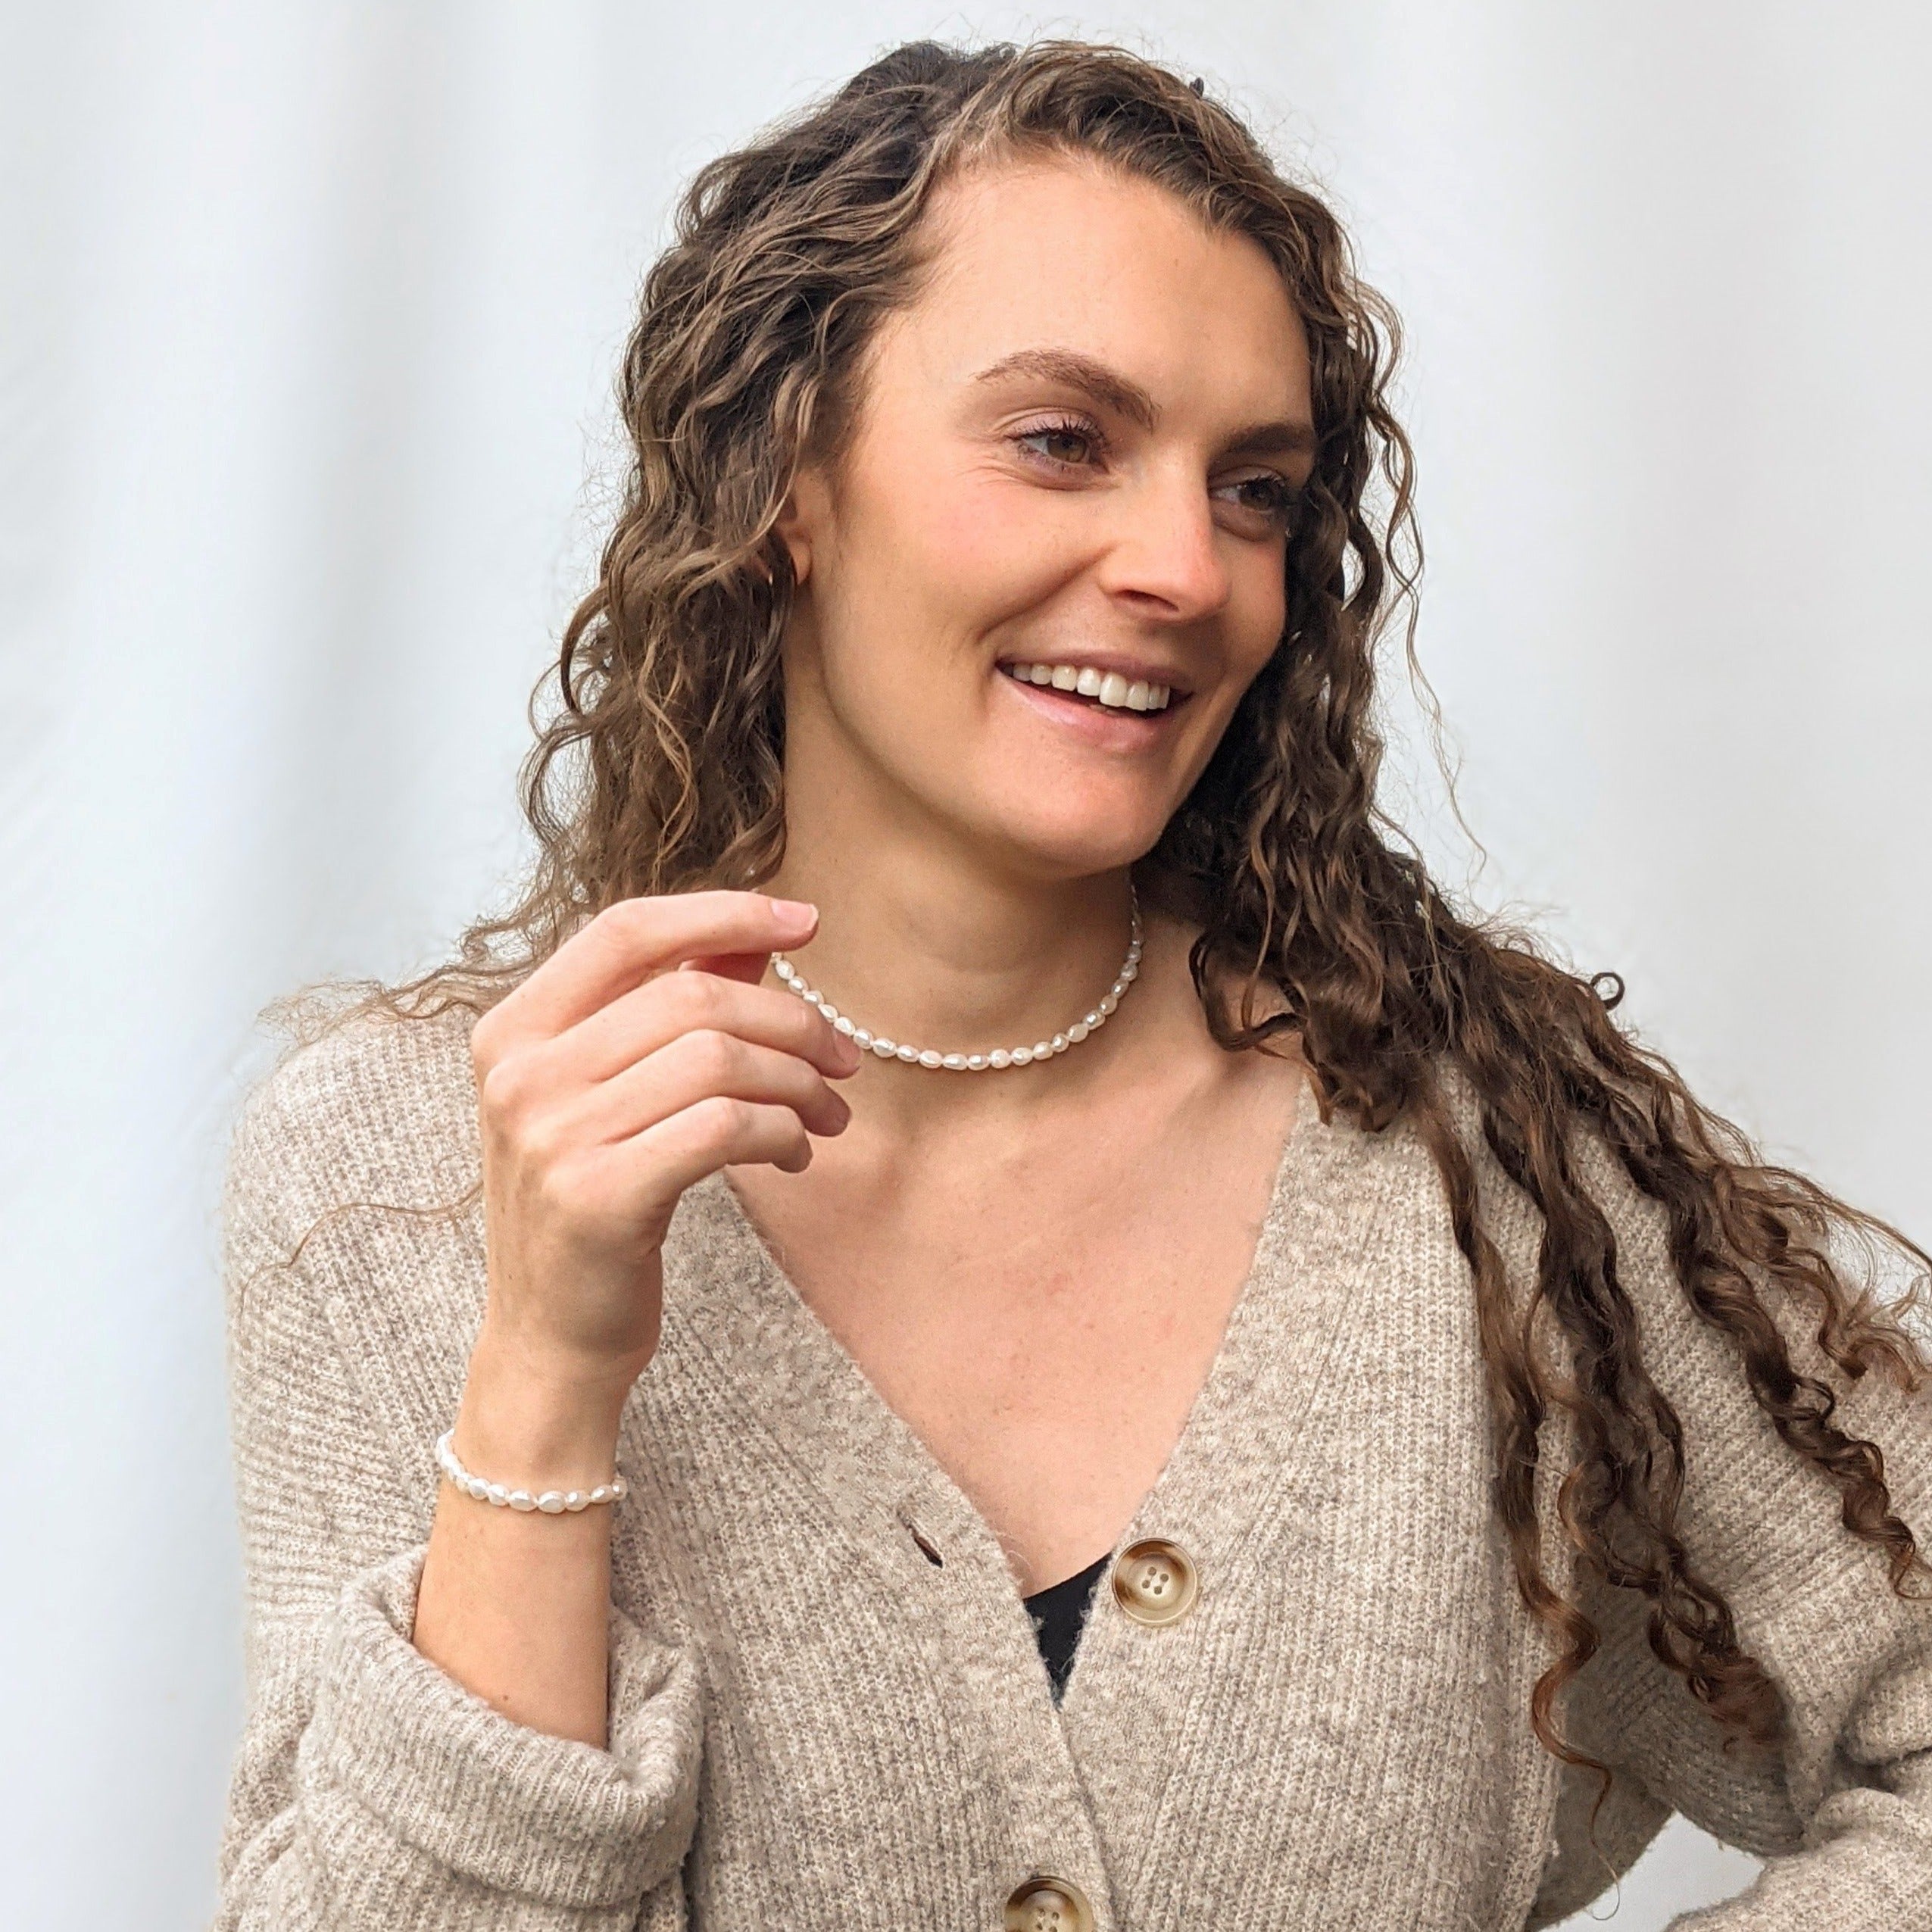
top-left (1017, 425), bottom-right (1098, 467)
top-left (1215, 473), bottom-right (1302, 529)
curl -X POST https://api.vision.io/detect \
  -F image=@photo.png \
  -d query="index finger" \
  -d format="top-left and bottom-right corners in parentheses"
top-left (490, 891), bottom-right (818, 1047)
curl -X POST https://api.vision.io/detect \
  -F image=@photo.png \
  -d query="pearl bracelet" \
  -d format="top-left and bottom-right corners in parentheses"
top-left (434, 1428), bottom-right (629, 1514)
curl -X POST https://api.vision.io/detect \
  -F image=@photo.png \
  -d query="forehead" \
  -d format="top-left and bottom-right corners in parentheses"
top-left (875, 151), bottom-right (1310, 417)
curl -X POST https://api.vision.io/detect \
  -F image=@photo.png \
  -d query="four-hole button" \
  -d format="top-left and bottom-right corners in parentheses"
top-left (1003, 1874), bottom-right (1095, 1932)
top-left (1111, 1537), bottom-right (1198, 1627)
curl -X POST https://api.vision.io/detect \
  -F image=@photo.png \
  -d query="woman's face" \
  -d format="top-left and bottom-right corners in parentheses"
top-left (777, 152), bottom-right (1316, 882)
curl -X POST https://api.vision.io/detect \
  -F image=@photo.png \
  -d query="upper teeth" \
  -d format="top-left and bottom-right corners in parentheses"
top-left (1004, 663), bottom-right (1173, 711)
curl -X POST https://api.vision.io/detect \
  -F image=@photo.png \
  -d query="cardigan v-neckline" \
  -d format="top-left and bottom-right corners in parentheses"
top-left (645, 1066), bottom-right (1389, 1920)
top-left (654, 1070), bottom-right (1349, 1617)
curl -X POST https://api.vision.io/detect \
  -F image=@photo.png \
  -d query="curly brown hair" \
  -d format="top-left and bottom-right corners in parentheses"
top-left (317, 36), bottom-right (1930, 1834)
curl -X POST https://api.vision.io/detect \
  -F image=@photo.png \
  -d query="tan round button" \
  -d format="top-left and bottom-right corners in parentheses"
top-left (1003, 1874), bottom-right (1095, 1932)
top-left (1111, 1537), bottom-right (1199, 1627)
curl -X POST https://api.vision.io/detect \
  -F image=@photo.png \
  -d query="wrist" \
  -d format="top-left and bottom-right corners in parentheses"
top-left (454, 1322), bottom-right (641, 1491)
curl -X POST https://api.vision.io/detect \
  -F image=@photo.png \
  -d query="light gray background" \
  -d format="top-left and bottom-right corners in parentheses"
top-left (4, 5), bottom-right (1925, 1926)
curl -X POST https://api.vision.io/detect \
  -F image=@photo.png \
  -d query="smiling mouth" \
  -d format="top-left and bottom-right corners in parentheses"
top-left (998, 660), bottom-right (1188, 714)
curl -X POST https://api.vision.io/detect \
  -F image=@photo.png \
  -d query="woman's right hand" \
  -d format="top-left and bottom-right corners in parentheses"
top-left (418, 891), bottom-right (855, 1746)
top-left (466, 890), bottom-right (861, 1390)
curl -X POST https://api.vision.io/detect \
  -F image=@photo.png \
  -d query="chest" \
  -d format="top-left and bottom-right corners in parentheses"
top-left (724, 1074), bottom-right (1301, 1593)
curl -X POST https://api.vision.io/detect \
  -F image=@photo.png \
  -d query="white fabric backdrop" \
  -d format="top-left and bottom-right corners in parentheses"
top-left (5, 5), bottom-right (1927, 1925)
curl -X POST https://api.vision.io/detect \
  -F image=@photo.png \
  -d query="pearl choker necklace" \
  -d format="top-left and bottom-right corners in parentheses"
top-left (771, 884), bottom-right (1142, 1072)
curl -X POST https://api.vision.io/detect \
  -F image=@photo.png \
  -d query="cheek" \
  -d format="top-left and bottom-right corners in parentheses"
top-left (859, 457), bottom-right (1081, 628)
top-left (1227, 547), bottom-right (1288, 671)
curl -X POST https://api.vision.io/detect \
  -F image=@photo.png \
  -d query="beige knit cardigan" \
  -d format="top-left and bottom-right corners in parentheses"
top-left (214, 1004), bottom-right (1932, 1930)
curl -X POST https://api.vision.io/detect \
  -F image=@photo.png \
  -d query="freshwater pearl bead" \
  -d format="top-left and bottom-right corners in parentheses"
top-left (434, 1430), bottom-right (626, 1515)
top-left (769, 882), bottom-right (1141, 1073)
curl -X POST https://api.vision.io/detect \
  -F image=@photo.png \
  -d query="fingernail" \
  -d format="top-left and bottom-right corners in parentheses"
top-left (771, 897), bottom-right (816, 922)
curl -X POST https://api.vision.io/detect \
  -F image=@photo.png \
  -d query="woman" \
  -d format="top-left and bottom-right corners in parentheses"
top-left (215, 38), bottom-right (1932, 1932)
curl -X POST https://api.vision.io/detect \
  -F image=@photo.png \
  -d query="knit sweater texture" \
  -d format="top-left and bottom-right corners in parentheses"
top-left (214, 1004), bottom-right (1932, 1930)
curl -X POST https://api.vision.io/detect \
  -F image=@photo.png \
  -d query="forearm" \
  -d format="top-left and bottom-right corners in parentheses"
top-left (406, 891), bottom-right (844, 1748)
top-left (413, 1322), bottom-right (643, 1749)
top-left (1664, 1781), bottom-right (1932, 1930)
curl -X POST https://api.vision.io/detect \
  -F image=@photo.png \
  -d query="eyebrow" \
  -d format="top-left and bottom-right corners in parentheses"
top-left (970, 346), bottom-right (1318, 460)
top-left (974, 347), bottom-right (1160, 429)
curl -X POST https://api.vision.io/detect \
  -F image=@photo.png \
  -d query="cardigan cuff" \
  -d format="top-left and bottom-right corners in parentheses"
top-left (1662, 1763), bottom-right (1932, 1929)
top-left (301, 1544), bottom-right (702, 1910)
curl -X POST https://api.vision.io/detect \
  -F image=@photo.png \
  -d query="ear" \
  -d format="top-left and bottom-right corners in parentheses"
top-left (772, 464), bottom-right (829, 588)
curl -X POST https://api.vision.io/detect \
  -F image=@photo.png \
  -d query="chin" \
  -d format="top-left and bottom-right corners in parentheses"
top-left (988, 806), bottom-right (1172, 882)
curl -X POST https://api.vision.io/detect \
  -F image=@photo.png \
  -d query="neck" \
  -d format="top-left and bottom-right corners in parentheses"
top-left (762, 833), bottom-right (1137, 1041)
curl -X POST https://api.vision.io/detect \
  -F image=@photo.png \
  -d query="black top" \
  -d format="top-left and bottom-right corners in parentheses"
top-left (1022, 1552), bottom-right (1110, 1701)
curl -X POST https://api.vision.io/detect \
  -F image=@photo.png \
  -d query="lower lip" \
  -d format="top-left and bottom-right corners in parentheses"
top-left (995, 670), bottom-right (1187, 748)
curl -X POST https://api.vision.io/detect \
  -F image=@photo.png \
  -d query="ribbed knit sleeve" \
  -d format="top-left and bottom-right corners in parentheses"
top-left (213, 1028), bottom-right (702, 1930)
top-left (1558, 1138), bottom-right (1932, 1930)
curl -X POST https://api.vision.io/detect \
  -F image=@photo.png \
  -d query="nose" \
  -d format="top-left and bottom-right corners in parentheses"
top-left (1095, 463), bottom-right (1232, 623)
